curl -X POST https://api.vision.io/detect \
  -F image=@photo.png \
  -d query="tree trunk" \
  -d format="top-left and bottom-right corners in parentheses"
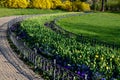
top-left (105, 0), bottom-right (108, 10)
top-left (93, 0), bottom-right (96, 11)
top-left (101, 0), bottom-right (105, 11)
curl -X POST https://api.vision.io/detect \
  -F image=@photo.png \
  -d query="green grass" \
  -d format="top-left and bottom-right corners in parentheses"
top-left (56, 12), bottom-right (120, 45)
top-left (0, 8), bottom-right (64, 17)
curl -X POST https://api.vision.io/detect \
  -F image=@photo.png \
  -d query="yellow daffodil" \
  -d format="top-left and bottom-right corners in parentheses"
top-left (95, 55), bottom-right (99, 58)
top-left (106, 66), bottom-right (109, 70)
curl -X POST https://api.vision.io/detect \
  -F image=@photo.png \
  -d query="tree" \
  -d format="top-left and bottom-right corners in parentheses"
top-left (101, 0), bottom-right (108, 11)
top-left (93, 0), bottom-right (97, 10)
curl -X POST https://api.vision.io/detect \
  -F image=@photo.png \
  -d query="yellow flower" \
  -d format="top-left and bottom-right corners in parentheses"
top-left (80, 55), bottom-right (82, 58)
top-left (110, 58), bottom-right (112, 61)
top-left (101, 57), bottom-right (104, 60)
top-left (111, 55), bottom-right (114, 58)
top-left (106, 66), bottom-right (109, 70)
top-left (95, 55), bottom-right (99, 58)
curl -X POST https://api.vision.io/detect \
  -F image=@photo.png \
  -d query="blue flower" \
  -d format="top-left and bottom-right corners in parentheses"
top-left (77, 71), bottom-right (81, 75)
top-left (101, 78), bottom-right (106, 80)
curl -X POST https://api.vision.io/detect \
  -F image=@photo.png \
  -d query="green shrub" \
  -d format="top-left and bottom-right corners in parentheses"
top-left (0, 0), bottom-right (7, 7)
top-left (107, 0), bottom-right (120, 10)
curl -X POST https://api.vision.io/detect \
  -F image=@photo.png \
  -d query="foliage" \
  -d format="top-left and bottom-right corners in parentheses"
top-left (5, 0), bottom-right (29, 8)
top-left (60, 0), bottom-right (73, 11)
top-left (0, 0), bottom-right (7, 7)
top-left (30, 0), bottom-right (53, 9)
top-left (72, 0), bottom-right (82, 11)
top-left (15, 13), bottom-right (120, 79)
top-left (51, 0), bottom-right (62, 9)
top-left (0, 0), bottom-right (91, 11)
top-left (89, 0), bottom-right (120, 11)
top-left (80, 2), bottom-right (91, 11)
top-left (107, 0), bottom-right (120, 10)
top-left (72, 0), bottom-right (90, 11)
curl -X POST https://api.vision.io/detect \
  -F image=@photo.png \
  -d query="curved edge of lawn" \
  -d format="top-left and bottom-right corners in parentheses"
top-left (53, 12), bottom-right (120, 49)
top-left (0, 8), bottom-right (66, 17)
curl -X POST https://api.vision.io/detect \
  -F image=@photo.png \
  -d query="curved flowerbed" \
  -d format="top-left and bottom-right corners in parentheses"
top-left (11, 13), bottom-right (120, 80)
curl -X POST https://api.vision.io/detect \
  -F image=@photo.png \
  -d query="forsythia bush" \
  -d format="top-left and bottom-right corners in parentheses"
top-left (72, 0), bottom-right (82, 11)
top-left (81, 2), bottom-right (91, 11)
top-left (72, 0), bottom-right (90, 11)
top-left (6, 0), bottom-right (29, 8)
top-left (52, 0), bottom-right (62, 9)
top-left (0, 0), bottom-right (91, 11)
top-left (32, 0), bottom-right (91, 11)
top-left (31, 0), bottom-right (53, 9)
top-left (60, 0), bottom-right (72, 11)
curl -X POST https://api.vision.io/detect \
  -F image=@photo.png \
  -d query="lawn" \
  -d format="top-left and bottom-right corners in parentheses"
top-left (56, 12), bottom-right (120, 46)
top-left (0, 8), bottom-right (64, 17)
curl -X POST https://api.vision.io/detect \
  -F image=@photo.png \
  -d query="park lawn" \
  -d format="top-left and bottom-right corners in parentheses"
top-left (56, 12), bottom-right (120, 45)
top-left (0, 8), bottom-right (64, 17)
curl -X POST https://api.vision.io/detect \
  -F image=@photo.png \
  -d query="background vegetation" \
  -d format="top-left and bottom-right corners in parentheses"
top-left (0, 0), bottom-right (90, 11)
top-left (0, 0), bottom-right (120, 11)
top-left (89, 0), bottom-right (120, 11)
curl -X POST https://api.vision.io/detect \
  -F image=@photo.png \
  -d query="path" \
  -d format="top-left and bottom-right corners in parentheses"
top-left (0, 16), bottom-right (43, 80)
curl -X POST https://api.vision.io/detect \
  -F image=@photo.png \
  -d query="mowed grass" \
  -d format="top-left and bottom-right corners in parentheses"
top-left (0, 8), bottom-right (64, 17)
top-left (56, 12), bottom-right (120, 45)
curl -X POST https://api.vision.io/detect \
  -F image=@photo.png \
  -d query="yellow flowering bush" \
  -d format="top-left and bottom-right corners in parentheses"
top-left (72, 0), bottom-right (82, 11)
top-left (81, 2), bottom-right (91, 11)
top-left (1, 0), bottom-right (91, 11)
top-left (31, 0), bottom-right (53, 9)
top-left (61, 0), bottom-right (72, 11)
top-left (72, 1), bottom-right (90, 11)
top-left (52, 0), bottom-right (62, 9)
top-left (6, 0), bottom-right (29, 8)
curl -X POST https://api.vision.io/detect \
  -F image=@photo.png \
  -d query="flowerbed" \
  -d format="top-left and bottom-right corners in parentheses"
top-left (11, 13), bottom-right (120, 80)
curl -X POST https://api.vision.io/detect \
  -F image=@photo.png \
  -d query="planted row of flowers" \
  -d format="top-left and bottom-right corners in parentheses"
top-left (11, 14), bottom-right (120, 80)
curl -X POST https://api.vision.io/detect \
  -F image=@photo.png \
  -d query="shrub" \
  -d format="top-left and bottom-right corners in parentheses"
top-left (107, 0), bottom-right (120, 11)
top-left (61, 0), bottom-right (72, 11)
top-left (52, 0), bottom-right (62, 9)
top-left (6, 0), bottom-right (29, 8)
top-left (0, 0), bottom-right (7, 7)
top-left (0, 0), bottom-right (91, 11)
top-left (31, 0), bottom-right (53, 9)
top-left (72, 0), bottom-right (82, 11)
top-left (81, 2), bottom-right (91, 11)
top-left (72, 0), bottom-right (90, 11)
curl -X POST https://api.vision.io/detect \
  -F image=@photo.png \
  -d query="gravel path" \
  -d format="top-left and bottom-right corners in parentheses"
top-left (0, 16), bottom-right (43, 80)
